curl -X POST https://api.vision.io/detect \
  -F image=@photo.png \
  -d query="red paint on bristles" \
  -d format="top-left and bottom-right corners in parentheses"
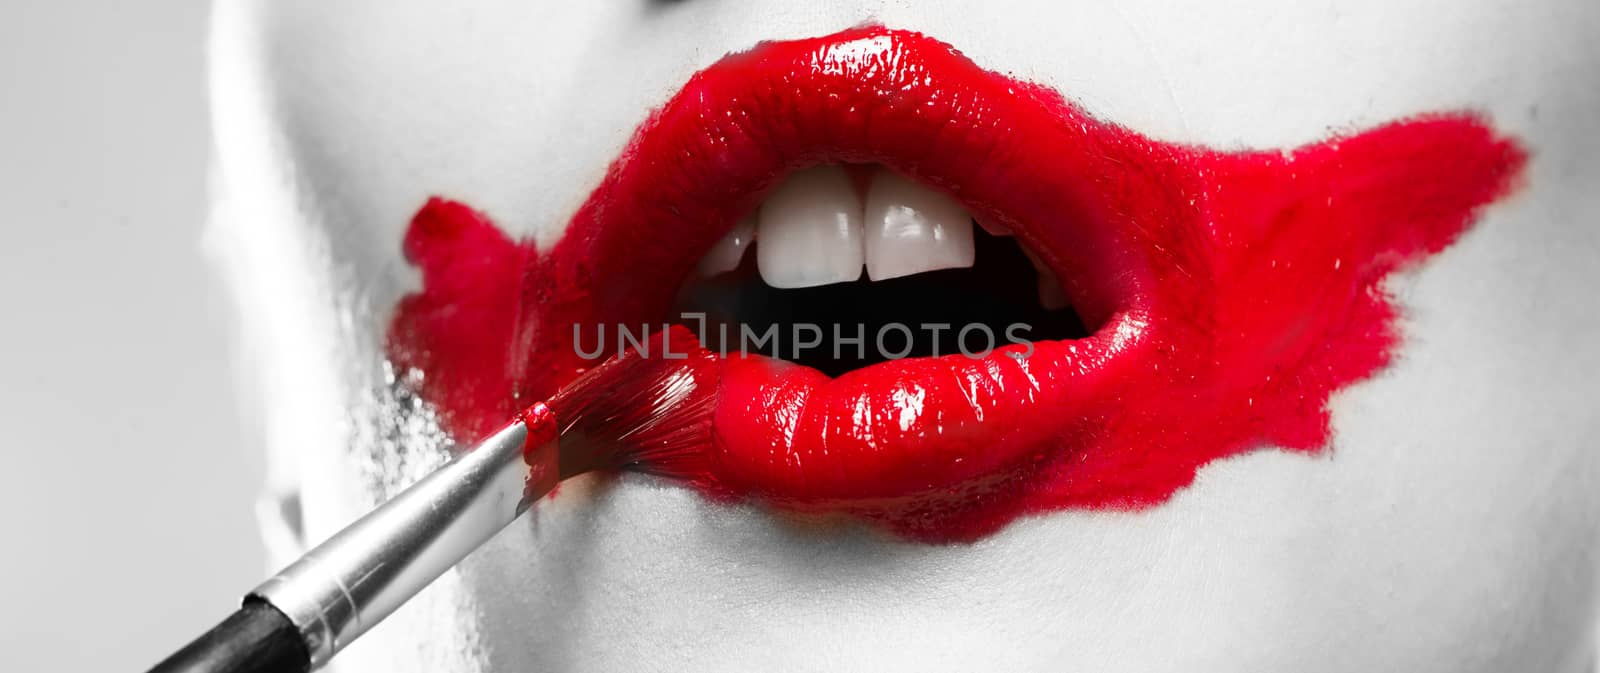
top-left (527, 325), bottom-right (721, 483)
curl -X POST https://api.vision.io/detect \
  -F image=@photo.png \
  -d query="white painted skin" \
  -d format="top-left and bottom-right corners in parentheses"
top-left (207, 1), bottom-right (1600, 671)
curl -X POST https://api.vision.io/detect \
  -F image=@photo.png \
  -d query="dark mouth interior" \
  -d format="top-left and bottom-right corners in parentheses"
top-left (675, 227), bottom-right (1091, 377)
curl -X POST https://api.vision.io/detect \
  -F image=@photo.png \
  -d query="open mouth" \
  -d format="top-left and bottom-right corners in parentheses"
top-left (675, 164), bottom-right (1094, 376)
top-left (388, 27), bottom-right (1525, 541)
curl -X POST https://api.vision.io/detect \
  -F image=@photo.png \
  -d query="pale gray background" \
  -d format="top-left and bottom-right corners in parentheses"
top-left (0, 2), bottom-right (264, 671)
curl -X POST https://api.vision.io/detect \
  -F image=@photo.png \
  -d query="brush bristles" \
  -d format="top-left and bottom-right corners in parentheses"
top-left (547, 325), bottom-right (719, 481)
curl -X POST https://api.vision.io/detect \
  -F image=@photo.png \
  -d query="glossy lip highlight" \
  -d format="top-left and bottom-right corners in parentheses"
top-left (388, 26), bottom-right (1526, 541)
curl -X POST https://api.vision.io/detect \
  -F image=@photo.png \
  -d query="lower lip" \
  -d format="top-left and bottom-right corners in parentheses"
top-left (388, 28), bottom-right (1526, 542)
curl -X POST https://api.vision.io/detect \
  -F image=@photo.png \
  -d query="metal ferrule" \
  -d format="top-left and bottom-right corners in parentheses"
top-left (250, 408), bottom-right (556, 669)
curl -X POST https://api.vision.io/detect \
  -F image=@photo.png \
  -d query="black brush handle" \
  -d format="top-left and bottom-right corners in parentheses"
top-left (146, 599), bottom-right (309, 673)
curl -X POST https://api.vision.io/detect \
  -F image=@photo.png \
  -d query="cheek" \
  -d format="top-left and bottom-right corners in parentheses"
top-left (1287, 155), bottom-right (1600, 661)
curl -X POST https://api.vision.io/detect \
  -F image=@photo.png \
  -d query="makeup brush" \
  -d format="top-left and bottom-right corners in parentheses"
top-left (146, 326), bottom-right (717, 673)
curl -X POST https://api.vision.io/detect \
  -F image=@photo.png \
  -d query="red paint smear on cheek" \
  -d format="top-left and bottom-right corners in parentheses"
top-left (1054, 118), bottom-right (1529, 508)
top-left (385, 35), bottom-right (1525, 541)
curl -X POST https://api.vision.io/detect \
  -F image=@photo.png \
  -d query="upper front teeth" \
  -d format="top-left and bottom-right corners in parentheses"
top-left (863, 170), bottom-right (975, 281)
top-left (695, 164), bottom-right (1074, 311)
top-left (736, 165), bottom-right (977, 288)
top-left (755, 165), bottom-right (866, 289)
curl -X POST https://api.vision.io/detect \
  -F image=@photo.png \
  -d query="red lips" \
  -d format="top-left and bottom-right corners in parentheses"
top-left (388, 27), bottom-right (1525, 541)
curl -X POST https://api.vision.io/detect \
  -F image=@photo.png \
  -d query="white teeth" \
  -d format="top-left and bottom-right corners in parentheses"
top-left (698, 213), bottom-right (756, 276)
top-left (713, 164), bottom-right (1058, 309)
top-left (756, 165), bottom-right (865, 288)
top-left (863, 170), bottom-right (975, 281)
top-left (1022, 246), bottom-right (1070, 310)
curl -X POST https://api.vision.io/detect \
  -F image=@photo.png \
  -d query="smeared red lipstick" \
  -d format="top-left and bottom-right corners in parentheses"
top-left (388, 27), bottom-right (1525, 541)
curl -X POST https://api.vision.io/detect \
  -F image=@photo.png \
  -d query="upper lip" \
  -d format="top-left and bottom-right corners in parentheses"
top-left (389, 26), bottom-right (1525, 541)
top-left (563, 27), bottom-right (1149, 331)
